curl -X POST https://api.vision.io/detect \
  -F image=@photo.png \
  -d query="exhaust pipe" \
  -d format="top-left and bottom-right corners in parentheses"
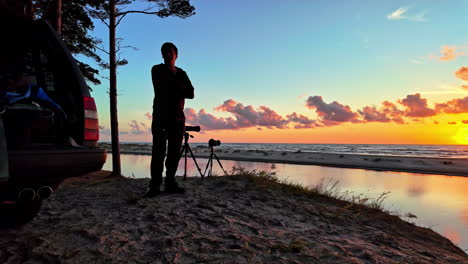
top-left (18, 188), bottom-right (36, 201)
top-left (37, 186), bottom-right (53, 199)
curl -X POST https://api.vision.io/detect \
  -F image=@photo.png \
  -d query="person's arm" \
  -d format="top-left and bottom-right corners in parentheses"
top-left (151, 65), bottom-right (159, 91)
top-left (180, 70), bottom-right (194, 99)
top-left (152, 65), bottom-right (167, 114)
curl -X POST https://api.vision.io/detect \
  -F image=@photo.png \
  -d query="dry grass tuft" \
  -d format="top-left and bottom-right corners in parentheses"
top-left (230, 166), bottom-right (398, 215)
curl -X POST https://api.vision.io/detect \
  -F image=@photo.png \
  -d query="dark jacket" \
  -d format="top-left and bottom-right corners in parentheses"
top-left (151, 64), bottom-right (194, 126)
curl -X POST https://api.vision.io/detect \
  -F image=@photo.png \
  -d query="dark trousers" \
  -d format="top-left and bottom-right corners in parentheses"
top-left (150, 119), bottom-right (185, 188)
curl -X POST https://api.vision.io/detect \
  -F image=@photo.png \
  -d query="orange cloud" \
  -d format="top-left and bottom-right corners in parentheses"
top-left (455, 67), bottom-right (468, 81)
top-left (435, 97), bottom-right (468, 114)
top-left (431, 45), bottom-right (466, 61)
top-left (438, 46), bottom-right (457, 61)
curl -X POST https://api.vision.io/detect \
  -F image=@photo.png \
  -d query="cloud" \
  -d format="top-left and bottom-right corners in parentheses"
top-left (306, 96), bottom-right (359, 123)
top-left (399, 93), bottom-right (436, 117)
top-left (185, 108), bottom-right (238, 130)
top-left (462, 120), bottom-right (468, 124)
top-left (381, 101), bottom-right (406, 124)
top-left (448, 122), bottom-right (457, 125)
top-left (455, 67), bottom-right (468, 81)
top-left (128, 120), bottom-right (150, 135)
top-left (434, 121), bottom-right (439, 125)
top-left (438, 46), bottom-right (456, 61)
top-left (144, 112), bottom-right (153, 120)
top-left (214, 99), bottom-right (289, 129)
top-left (358, 106), bottom-right (391, 122)
top-left (387, 7), bottom-right (427, 22)
top-left (286, 112), bottom-right (322, 129)
top-left (435, 97), bottom-right (468, 114)
top-left (462, 85), bottom-right (468, 90)
top-left (180, 93), bottom-right (468, 132)
top-left (257, 106), bottom-right (289, 129)
top-left (387, 7), bottom-right (409, 20)
top-left (438, 46), bottom-right (466, 61)
top-left (99, 126), bottom-right (128, 136)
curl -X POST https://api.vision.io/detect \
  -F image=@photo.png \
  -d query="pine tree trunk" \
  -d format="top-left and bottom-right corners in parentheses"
top-left (56, 0), bottom-right (62, 35)
top-left (109, 0), bottom-right (121, 176)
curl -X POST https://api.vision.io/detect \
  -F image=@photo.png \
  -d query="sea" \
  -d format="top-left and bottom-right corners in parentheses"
top-left (120, 143), bottom-right (468, 158)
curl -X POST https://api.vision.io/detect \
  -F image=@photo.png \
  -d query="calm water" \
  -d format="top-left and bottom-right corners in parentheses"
top-left (103, 154), bottom-right (468, 252)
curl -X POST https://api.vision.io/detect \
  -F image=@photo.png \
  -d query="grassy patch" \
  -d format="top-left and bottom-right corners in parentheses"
top-left (230, 167), bottom-right (396, 215)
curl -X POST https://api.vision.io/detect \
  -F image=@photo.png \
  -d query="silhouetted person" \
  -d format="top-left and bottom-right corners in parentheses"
top-left (146, 42), bottom-right (194, 197)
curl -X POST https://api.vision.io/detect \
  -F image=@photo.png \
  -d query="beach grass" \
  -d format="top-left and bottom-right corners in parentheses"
top-left (229, 166), bottom-right (404, 217)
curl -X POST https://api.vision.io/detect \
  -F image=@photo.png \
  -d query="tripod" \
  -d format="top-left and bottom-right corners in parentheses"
top-left (180, 132), bottom-right (204, 180)
top-left (203, 146), bottom-right (227, 177)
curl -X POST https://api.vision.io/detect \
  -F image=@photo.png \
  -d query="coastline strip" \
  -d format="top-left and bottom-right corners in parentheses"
top-left (107, 146), bottom-right (468, 177)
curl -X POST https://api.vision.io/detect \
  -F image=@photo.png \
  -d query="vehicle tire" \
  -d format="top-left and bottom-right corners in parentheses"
top-left (0, 199), bottom-right (42, 228)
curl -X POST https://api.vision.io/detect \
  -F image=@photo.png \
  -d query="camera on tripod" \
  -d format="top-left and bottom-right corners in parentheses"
top-left (180, 125), bottom-right (203, 179)
top-left (185, 125), bottom-right (200, 132)
top-left (208, 139), bottom-right (221, 147)
top-left (179, 125), bottom-right (227, 178)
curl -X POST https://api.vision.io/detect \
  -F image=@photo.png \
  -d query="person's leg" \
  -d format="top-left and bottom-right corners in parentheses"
top-left (0, 116), bottom-right (9, 182)
top-left (150, 121), bottom-right (167, 190)
top-left (164, 122), bottom-right (184, 189)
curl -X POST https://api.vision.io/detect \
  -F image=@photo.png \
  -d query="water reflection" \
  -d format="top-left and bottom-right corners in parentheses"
top-left (443, 228), bottom-right (461, 246)
top-left (407, 186), bottom-right (425, 197)
top-left (103, 154), bottom-right (468, 252)
top-left (462, 209), bottom-right (468, 226)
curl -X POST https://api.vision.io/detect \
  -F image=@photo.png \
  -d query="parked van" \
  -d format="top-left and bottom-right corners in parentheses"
top-left (0, 16), bottom-right (107, 226)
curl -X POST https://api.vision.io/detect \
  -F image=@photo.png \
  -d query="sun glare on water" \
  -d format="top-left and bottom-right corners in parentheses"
top-left (453, 128), bottom-right (468, 145)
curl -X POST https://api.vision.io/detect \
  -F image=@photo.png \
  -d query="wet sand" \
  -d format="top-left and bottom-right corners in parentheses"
top-left (102, 144), bottom-right (468, 177)
top-left (1, 171), bottom-right (467, 263)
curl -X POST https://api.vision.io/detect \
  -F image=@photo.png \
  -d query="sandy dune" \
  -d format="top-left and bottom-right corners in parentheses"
top-left (1, 171), bottom-right (466, 263)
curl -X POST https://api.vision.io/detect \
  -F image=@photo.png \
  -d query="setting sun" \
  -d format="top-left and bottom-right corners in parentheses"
top-left (454, 128), bottom-right (468, 145)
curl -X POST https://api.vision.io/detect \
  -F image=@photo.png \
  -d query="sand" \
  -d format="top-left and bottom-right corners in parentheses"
top-left (1, 171), bottom-right (466, 263)
top-left (102, 143), bottom-right (468, 177)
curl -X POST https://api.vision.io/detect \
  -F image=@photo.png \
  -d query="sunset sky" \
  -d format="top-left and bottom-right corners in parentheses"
top-left (85, 0), bottom-right (468, 144)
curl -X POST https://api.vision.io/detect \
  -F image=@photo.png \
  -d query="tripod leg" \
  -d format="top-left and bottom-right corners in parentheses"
top-left (186, 145), bottom-right (204, 178)
top-left (184, 145), bottom-right (188, 180)
top-left (210, 152), bottom-right (214, 177)
top-left (203, 154), bottom-right (211, 177)
top-left (213, 153), bottom-right (228, 176)
top-left (179, 145), bottom-right (187, 180)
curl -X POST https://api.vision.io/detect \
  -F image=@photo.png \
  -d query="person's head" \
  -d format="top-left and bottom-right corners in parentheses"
top-left (161, 42), bottom-right (178, 65)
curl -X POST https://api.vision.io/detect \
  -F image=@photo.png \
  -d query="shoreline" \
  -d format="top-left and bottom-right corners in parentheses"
top-left (104, 144), bottom-right (468, 177)
top-left (1, 171), bottom-right (466, 263)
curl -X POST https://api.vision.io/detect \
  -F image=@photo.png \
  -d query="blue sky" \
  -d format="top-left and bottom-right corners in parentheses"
top-left (83, 0), bottom-right (468, 143)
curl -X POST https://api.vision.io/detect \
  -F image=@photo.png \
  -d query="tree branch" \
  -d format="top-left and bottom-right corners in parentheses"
top-left (97, 15), bottom-right (110, 27)
top-left (115, 13), bottom-right (127, 27)
top-left (117, 10), bottom-right (161, 16)
top-left (96, 45), bottom-right (110, 55)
